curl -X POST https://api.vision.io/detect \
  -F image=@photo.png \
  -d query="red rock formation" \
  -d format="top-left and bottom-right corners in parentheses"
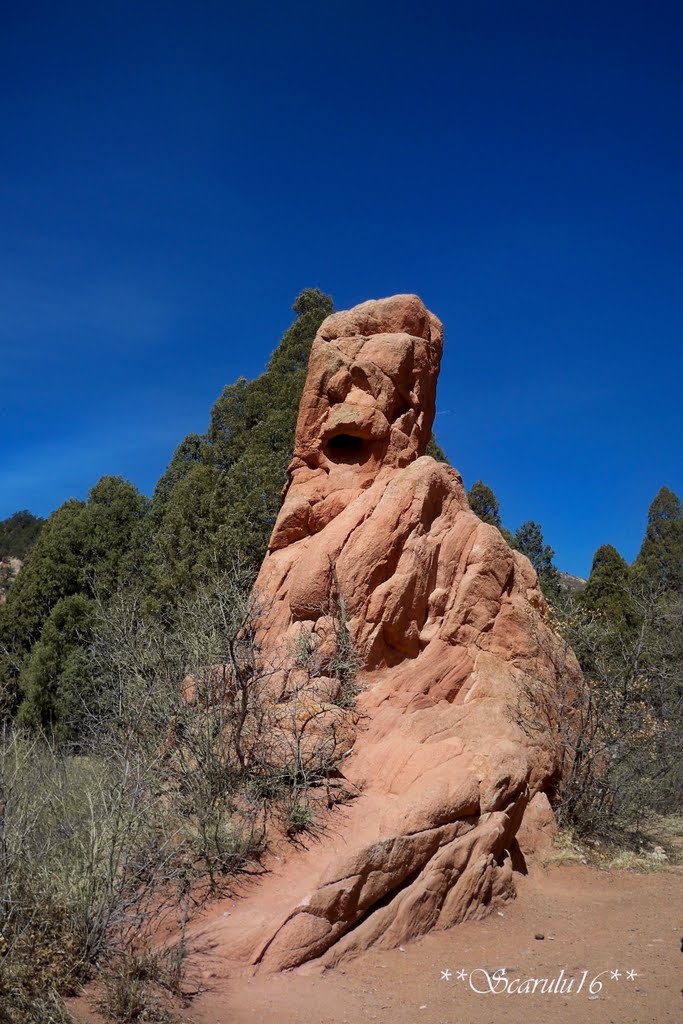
top-left (198, 295), bottom-right (580, 973)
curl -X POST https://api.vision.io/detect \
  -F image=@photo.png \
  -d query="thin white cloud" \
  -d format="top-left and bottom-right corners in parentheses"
top-left (0, 230), bottom-right (179, 346)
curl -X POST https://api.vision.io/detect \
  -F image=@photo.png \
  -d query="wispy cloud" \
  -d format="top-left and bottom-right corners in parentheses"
top-left (0, 419), bottom-right (178, 517)
top-left (0, 231), bottom-right (178, 349)
top-left (1, 276), bottom-right (175, 342)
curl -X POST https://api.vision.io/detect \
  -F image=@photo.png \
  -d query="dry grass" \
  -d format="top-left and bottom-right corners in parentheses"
top-left (543, 829), bottom-right (589, 866)
top-left (544, 813), bottom-right (683, 872)
top-left (97, 953), bottom-right (179, 1024)
top-left (0, 568), bottom-right (362, 1021)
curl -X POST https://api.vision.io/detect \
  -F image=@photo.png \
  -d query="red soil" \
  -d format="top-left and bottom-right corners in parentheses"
top-left (69, 861), bottom-right (682, 1024)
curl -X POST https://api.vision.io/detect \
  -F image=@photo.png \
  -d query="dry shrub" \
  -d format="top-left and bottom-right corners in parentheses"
top-left (0, 728), bottom-right (189, 1023)
top-left (514, 584), bottom-right (682, 845)
top-left (0, 565), bottom-right (361, 1020)
top-left (97, 949), bottom-right (186, 1024)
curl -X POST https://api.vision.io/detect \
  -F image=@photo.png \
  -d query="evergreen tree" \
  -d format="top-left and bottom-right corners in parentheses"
top-left (467, 481), bottom-right (502, 528)
top-left (147, 289), bottom-right (335, 598)
top-left (514, 519), bottom-right (561, 603)
top-left (0, 478), bottom-right (147, 719)
top-left (0, 510), bottom-right (45, 560)
top-left (634, 486), bottom-right (683, 594)
top-left (83, 476), bottom-right (149, 598)
top-left (149, 432), bottom-right (203, 516)
top-left (426, 435), bottom-right (448, 462)
top-left (16, 593), bottom-right (94, 741)
top-left (579, 544), bottom-right (639, 637)
top-left (0, 499), bottom-right (89, 668)
top-left (465, 480), bottom-right (516, 545)
top-left (203, 288), bottom-right (334, 473)
top-left (499, 526), bottom-right (516, 548)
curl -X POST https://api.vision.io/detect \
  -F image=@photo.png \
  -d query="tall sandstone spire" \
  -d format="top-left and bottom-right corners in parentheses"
top-left (197, 295), bottom-right (581, 972)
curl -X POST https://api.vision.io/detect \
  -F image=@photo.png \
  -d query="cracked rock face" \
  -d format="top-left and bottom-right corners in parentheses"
top-left (220, 295), bottom-right (580, 972)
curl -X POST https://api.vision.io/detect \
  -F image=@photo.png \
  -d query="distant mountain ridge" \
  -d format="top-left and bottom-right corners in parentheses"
top-left (559, 571), bottom-right (587, 594)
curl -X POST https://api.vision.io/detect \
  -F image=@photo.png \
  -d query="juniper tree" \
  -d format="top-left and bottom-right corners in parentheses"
top-left (467, 480), bottom-right (502, 528)
top-left (514, 519), bottom-right (561, 604)
top-left (634, 486), bottom-right (683, 594)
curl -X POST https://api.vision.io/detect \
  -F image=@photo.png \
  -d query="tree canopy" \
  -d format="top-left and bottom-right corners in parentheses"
top-left (145, 288), bottom-right (335, 603)
top-left (0, 289), bottom-right (342, 728)
top-left (467, 480), bottom-right (502, 528)
top-left (578, 543), bottom-right (638, 637)
top-left (634, 485), bottom-right (683, 594)
top-left (0, 477), bottom-right (147, 721)
top-left (0, 510), bottom-right (44, 560)
top-left (514, 519), bottom-right (561, 603)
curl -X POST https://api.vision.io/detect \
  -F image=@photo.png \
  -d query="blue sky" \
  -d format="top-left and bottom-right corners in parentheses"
top-left (1, 1), bottom-right (681, 577)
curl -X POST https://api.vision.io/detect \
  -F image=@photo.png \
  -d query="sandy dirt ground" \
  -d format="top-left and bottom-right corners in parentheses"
top-left (70, 861), bottom-right (682, 1024)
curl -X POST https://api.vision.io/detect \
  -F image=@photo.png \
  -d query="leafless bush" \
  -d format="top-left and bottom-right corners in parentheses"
top-left (325, 561), bottom-right (363, 709)
top-left (513, 583), bottom-right (682, 842)
top-left (89, 565), bottom-right (358, 872)
top-left (97, 949), bottom-right (184, 1024)
top-left (0, 564), bottom-right (361, 1020)
top-left (0, 727), bottom-right (186, 1023)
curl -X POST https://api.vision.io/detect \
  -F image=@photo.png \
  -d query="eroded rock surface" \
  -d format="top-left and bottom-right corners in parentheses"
top-left (201, 295), bottom-right (580, 973)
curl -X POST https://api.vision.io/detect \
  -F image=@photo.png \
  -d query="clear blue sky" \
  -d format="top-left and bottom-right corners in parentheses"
top-left (1, 1), bottom-right (681, 577)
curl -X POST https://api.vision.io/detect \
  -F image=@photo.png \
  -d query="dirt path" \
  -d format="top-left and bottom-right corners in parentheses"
top-left (181, 863), bottom-right (681, 1024)
top-left (70, 862), bottom-right (682, 1024)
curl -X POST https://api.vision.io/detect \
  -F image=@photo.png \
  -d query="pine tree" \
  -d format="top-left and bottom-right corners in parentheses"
top-left (467, 481), bottom-right (502, 528)
top-left (426, 435), bottom-right (448, 462)
top-left (634, 486), bottom-right (683, 594)
top-left (579, 544), bottom-right (639, 636)
top-left (16, 593), bottom-right (94, 741)
top-left (146, 289), bottom-right (335, 599)
top-left (0, 478), bottom-right (147, 720)
top-left (0, 510), bottom-right (45, 560)
top-left (514, 520), bottom-right (561, 603)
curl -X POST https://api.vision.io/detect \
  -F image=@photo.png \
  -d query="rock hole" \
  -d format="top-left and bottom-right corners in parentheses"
top-left (324, 434), bottom-right (369, 465)
top-left (327, 434), bottom-right (364, 452)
